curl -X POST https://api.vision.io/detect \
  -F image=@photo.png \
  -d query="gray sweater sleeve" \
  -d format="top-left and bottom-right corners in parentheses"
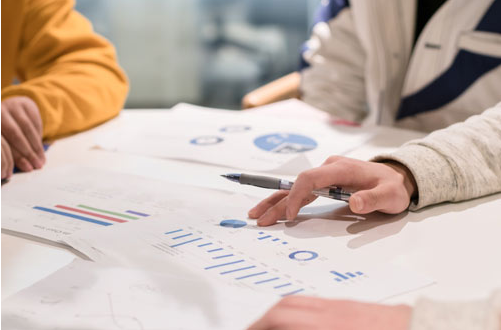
top-left (373, 103), bottom-right (501, 210)
top-left (409, 290), bottom-right (501, 330)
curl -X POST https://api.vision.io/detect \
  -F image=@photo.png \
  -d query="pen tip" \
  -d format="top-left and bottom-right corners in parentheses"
top-left (221, 173), bottom-right (240, 183)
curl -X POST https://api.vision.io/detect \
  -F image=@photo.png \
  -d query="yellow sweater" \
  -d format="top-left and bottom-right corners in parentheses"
top-left (1, 0), bottom-right (128, 140)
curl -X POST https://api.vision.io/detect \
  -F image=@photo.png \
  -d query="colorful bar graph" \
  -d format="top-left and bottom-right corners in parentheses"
top-left (55, 205), bottom-right (127, 223)
top-left (76, 204), bottom-right (138, 220)
top-left (33, 207), bottom-right (111, 226)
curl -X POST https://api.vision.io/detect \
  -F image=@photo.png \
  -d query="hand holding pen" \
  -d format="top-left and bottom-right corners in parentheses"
top-left (221, 173), bottom-right (351, 202)
top-left (223, 156), bottom-right (417, 226)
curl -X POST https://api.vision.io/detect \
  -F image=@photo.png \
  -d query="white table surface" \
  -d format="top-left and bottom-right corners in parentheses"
top-left (2, 110), bottom-right (500, 305)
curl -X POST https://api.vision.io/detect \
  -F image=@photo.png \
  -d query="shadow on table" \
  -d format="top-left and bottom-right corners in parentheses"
top-left (260, 192), bottom-right (501, 249)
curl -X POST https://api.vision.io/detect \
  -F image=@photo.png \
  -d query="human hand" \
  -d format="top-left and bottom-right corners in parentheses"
top-left (1, 136), bottom-right (14, 180)
top-left (1, 96), bottom-right (45, 172)
top-left (248, 156), bottom-right (417, 226)
top-left (247, 296), bottom-right (411, 330)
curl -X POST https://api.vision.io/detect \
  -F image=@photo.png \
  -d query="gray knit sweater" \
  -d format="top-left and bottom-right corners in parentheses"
top-left (374, 103), bottom-right (501, 211)
top-left (374, 103), bottom-right (501, 329)
top-left (409, 290), bottom-right (501, 330)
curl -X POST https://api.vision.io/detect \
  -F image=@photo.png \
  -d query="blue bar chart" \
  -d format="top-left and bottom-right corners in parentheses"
top-left (164, 228), bottom-right (306, 297)
top-left (331, 270), bottom-right (364, 282)
top-left (257, 231), bottom-right (288, 245)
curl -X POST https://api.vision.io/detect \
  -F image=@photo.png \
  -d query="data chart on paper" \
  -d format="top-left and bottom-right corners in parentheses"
top-left (96, 104), bottom-right (375, 174)
top-left (0, 166), bottom-right (253, 244)
top-left (68, 214), bottom-right (433, 302)
top-left (3, 166), bottom-right (432, 301)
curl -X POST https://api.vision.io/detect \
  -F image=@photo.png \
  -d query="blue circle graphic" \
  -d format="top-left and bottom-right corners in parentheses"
top-left (220, 125), bottom-right (251, 133)
top-left (190, 136), bottom-right (223, 146)
top-left (220, 219), bottom-right (247, 228)
top-left (254, 133), bottom-right (317, 153)
top-left (288, 250), bottom-right (318, 261)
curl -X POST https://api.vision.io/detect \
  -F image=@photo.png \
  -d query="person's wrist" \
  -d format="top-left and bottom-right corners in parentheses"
top-left (383, 161), bottom-right (418, 199)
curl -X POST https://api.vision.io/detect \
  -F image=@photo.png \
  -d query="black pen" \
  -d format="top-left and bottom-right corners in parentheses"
top-left (221, 173), bottom-right (351, 202)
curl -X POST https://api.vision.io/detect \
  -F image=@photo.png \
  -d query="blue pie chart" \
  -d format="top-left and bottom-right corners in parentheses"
top-left (288, 250), bottom-right (318, 261)
top-left (254, 133), bottom-right (317, 153)
top-left (219, 219), bottom-right (247, 228)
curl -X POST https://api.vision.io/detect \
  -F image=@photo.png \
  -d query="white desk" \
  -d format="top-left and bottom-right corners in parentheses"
top-left (2, 110), bottom-right (501, 306)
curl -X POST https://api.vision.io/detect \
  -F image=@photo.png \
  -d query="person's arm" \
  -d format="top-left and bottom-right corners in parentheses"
top-left (373, 103), bottom-right (501, 210)
top-left (410, 290), bottom-right (501, 330)
top-left (301, 3), bottom-right (368, 122)
top-left (0, 0), bottom-right (128, 140)
top-left (246, 290), bottom-right (501, 330)
top-left (248, 103), bottom-right (501, 226)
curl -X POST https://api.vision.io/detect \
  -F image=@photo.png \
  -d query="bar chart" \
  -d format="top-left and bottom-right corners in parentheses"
top-left (331, 271), bottom-right (365, 282)
top-left (164, 228), bottom-right (305, 297)
top-left (257, 231), bottom-right (288, 245)
top-left (33, 204), bottom-right (150, 227)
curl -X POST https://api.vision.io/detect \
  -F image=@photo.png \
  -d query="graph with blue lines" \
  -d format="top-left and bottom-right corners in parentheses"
top-left (331, 271), bottom-right (365, 282)
top-left (257, 231), bottom-right (288, 245)
top-left (164, 228), bottom-right (304, 297)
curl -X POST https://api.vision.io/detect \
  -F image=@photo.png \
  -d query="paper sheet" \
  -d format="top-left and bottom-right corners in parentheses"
top-left (66, 216), bottom-right (433, 302)
top-left (96, 102), bottom-right (375, 174)
top-left (1, 166), bottom-right (254, 244)
top-left (3, 166), bottom-right (433, 306)
top-left (1, 259), bottom-right (279, 330)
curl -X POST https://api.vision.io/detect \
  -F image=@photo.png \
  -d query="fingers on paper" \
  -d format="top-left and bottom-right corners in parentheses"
top-left (248, 190), bottom-right (289, 219)
top-left (286, 163), bottom-right (353, 219)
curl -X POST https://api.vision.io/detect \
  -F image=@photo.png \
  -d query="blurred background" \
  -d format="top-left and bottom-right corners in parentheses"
top-left (75, 0), bottom-right (320, 110)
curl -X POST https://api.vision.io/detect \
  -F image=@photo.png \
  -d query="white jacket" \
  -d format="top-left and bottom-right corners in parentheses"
top-left (301, 0), bottom-right (501, 132)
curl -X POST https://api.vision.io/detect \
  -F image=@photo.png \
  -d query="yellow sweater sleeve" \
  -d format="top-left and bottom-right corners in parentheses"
top-left (1, 0), bottom-right (129, 140)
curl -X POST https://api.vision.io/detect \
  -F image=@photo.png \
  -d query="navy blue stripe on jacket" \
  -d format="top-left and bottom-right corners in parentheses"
top-left (397, 0), bottom-right (501, 120)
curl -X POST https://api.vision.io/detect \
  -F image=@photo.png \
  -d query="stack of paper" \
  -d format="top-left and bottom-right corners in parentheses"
top-left (96, 102), bottom-right (376, 174)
